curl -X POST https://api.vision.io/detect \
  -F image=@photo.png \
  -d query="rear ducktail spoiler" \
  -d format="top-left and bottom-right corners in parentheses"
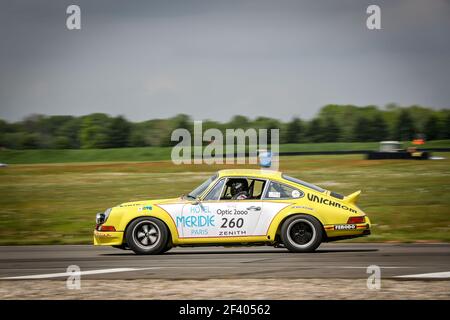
top-left (345, 190), bottom-right (361, 204)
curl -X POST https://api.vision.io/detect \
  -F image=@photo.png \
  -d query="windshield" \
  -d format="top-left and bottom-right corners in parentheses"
top-left (186, 173), bottom-right (218, 199)
top-left (282, 174), bottom-right (325, 193)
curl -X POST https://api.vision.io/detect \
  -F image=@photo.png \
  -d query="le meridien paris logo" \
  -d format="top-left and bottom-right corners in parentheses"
top-left (171, 121), bottom-right (280, 170)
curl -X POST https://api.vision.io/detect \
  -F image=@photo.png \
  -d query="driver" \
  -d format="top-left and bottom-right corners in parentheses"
top-left (227, 179), bottom-right (249, 200)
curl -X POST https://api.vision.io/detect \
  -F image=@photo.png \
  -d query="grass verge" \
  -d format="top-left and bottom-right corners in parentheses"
top-left (0, 154), bottom-right (449, 244)
top-left (1, 140), bottom-right (449, 164)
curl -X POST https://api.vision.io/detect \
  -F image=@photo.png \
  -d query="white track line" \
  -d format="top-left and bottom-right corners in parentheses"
top-left (395, 271), bottom-right (450, 279)
top-left (327, 266), bottom-right (413, 269)
top-left (0, 266), bottom-right (416, 280)
top-left (1, 267), bottom-right (160, 280)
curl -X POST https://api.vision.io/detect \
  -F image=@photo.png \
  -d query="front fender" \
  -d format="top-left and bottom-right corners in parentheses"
top-left (108, 205), bottom-right (180, 245)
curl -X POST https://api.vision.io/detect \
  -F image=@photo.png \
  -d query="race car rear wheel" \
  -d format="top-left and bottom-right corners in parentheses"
top-left (280, 215), bottom-right (323, 253)
top-left (126, 217), bottom-right (169, 255)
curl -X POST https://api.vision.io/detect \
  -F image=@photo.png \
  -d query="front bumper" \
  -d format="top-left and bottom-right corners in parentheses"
top-left (93, 230), bottom-right (124, 246)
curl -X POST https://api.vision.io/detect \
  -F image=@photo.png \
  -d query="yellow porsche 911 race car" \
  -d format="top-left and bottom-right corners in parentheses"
top-left (94, 169), bottom-right (371, 254)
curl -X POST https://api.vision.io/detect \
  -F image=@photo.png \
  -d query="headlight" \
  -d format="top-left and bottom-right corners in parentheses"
top-left (96, 208), bottom-right (112, 225)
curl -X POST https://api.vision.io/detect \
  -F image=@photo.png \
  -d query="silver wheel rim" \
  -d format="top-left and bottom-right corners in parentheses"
top-left (132, 221), bottom-right (161, 250)
top-left (286, 219), bottom-right (316, 249)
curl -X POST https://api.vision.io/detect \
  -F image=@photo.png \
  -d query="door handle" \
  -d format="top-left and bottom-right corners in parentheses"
top-left (247, 206), bottom-right (261, 211)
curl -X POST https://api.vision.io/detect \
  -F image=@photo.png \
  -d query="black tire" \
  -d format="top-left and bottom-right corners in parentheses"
top-left (161, 243), bottom-right (173, 254)
top-left (125, 217), bottom-right (169, 255)
top-left (280, 215), bottom-right (323, 253)
top-left (112, 244), bottom-right (129, 250)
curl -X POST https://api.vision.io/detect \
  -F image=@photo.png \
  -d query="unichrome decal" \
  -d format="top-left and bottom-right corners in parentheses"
top-left (159, 202), bottom-right (290, 238)
top-left (307, 193), bottom-right (357, 213)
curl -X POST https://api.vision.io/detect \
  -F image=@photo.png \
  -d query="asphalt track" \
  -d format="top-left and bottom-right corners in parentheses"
top-left (0, 243), bottom-right (449, 280)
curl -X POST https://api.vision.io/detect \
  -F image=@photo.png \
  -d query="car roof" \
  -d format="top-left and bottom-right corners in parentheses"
top-left (217, 169), bottom-right (283, 180)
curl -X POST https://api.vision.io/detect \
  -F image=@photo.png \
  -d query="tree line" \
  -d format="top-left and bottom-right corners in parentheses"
top-left (0, 104), bottom-right (449, 149)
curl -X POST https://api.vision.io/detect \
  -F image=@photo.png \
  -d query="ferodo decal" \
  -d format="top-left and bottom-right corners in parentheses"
top-left (334, 224), bottom-right (356, 230)
top-left (159, 202), bottom-right (290, 238)
top-left (307, 194), bottom-right (357, 213)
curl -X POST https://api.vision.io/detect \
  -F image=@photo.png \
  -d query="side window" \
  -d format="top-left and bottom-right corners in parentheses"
top-left (220, 179), bottom-right (235, 200)
top-left (220, 178), bottom-right (249, 200)
top-left (264, 181), bottom-right (304, 199)
top-left (203, 179), bottom-right (225, 201)
top-left (248, 179), bottom-right (266, 199)
top-left (218, 178), bottom-right (266, 200)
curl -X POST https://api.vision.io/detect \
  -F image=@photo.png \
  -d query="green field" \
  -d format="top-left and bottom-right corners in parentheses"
top-left (0, 154), bottom-right (449, 244)
top-left (1, 140), bottom-right (449, 164)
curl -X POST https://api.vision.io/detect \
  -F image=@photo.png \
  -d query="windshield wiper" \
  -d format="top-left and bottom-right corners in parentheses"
top-left (185, 194), bottom-right (196, 200)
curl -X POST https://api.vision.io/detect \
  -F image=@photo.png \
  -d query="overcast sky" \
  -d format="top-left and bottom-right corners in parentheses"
top-left (0, 0), bottom-right (449, 122)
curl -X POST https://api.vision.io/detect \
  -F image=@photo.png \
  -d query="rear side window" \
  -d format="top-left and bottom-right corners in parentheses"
top-left (264, 181), bottom-right (304, 199)
top-left (282, 174), bottom-right (325, 193)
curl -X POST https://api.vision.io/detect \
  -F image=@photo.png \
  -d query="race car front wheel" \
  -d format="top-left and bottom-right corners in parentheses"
top-left (280, 215), bottom-right (323, 253)
top-left (112, 244), bottom-right (128, 250)
top-left (126, 217), bottom-right (169, 255)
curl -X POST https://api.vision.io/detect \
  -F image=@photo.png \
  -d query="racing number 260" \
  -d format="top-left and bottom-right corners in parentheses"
top-left (221, 217), bottom-right (244, 228)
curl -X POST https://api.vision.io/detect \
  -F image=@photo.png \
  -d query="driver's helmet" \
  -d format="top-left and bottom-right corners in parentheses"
top-left (227, 179), bottom-right (249, 198)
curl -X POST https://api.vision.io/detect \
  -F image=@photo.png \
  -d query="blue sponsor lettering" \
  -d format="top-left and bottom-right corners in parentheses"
top-left (190, 205), bottom-right (211, 214)
top-left (176, 215), bottom-right (215, 227)
top-left (191, 229), bottom-right (209, 235)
